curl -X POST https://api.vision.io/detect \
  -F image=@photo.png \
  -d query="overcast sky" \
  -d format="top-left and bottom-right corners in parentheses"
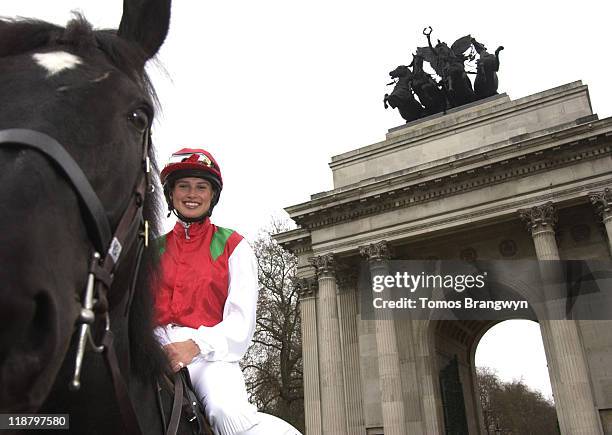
top-left (7, 0), bottom-right (611, 402)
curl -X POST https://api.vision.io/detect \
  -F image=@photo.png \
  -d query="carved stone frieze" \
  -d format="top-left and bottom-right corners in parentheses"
top-left (293, 276), bottom-right (319, 299)
top-left (359, 240), bottom-right (393, 261)
top-left (308, 253), bottom-right (336, 276)
top-left (518, 202), bottom-right (558, 234)
top-left (588, 188), bottom-right (612, 220)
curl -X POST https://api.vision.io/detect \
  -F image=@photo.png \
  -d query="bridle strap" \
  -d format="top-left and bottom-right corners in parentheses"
top-left (167, 372), bottom-right (184, 435)
top-left (0, 129), bottom-right (111, 252)
top-left (0, 128), bottom-right (153, 435)
top-left (102, 331), bottom-right (144, 435)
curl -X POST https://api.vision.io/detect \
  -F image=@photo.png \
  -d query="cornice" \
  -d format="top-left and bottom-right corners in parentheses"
top-left (288, 119), bottom-right (611, 217)
top-left (291, 134), bottom-right (612, 230)
top-left (274, 228), bottom-right (312, 255)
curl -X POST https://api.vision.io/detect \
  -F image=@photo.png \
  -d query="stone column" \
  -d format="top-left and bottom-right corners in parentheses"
top-left (309, 254), bottom-right (348, 434)
top-left (336, 270), bottom-right (365, 435)
top-left (296, 277), bottom-right (322, 435)
top-left (589, 188), bottom-right (612, 256)
top-left (519, 202), bottom-right (603, 435)
top-left (359, 241), bottom-right (407, 435)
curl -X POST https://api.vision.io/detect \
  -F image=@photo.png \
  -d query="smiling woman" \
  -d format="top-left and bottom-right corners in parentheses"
top-left (172, 178), bottom-right (214, 221)
top-left (154, 148), bottom-right (301, 434)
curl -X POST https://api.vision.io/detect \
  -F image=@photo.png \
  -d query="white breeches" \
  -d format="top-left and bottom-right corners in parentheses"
top-left (187, 360), bottom-right (301, 435)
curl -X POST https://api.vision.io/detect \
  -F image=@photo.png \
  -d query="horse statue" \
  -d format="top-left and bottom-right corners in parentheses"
top-left (471, 37), bottom-right (504, 99)
top-left (418, 26), bottom-right (475, 108)
top-left (408, 53), bottom-right (447, 116)
top-left (384, 65), bottom-right (425, 123)
top-left (0, 1), bottom-right (208, 434)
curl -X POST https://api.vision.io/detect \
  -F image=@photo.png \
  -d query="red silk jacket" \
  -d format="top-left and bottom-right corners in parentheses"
top-left (153, 218), bottom-right (243, 329)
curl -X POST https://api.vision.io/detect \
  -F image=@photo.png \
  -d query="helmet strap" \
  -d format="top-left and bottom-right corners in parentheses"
top-left (171, 208), bottom-right (209, 224)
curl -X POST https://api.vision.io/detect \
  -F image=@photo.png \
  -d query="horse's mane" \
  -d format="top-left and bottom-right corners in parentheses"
top-left (0, 13), bottom-right (168, 379)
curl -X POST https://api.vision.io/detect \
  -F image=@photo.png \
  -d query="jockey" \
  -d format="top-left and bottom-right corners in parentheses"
top-left (153, 148), bottom-right (300, 435)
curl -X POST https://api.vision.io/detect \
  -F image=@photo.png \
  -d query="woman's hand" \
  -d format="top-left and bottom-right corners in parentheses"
top-left (163, 339), bottom-right (201, 372)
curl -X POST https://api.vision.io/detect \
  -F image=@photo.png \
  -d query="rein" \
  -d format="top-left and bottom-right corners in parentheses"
top-left (0, 128), bottom-right (154, 435)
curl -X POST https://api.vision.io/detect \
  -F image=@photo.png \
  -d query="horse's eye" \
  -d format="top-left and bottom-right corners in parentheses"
top-left (128, 109), bottom-right (149, 132)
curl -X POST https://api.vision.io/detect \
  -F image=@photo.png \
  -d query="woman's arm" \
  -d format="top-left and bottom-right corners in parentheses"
top-left (164, 239), bottom-right (259, 362)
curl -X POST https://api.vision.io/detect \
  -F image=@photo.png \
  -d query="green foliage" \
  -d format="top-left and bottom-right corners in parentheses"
top-left (476, 367), bottom-right (559, 435)
top-left (242, 219), bottom-right (304, 432)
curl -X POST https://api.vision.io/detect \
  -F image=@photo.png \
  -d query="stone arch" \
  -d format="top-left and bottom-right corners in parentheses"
top-left (414, 275), bottom-right (547, 434)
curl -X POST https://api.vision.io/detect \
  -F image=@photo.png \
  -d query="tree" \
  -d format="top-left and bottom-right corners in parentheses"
top-left (241, 219), bottom-right (304, 431)
top-left (476, 367), bottom-right (559, 434)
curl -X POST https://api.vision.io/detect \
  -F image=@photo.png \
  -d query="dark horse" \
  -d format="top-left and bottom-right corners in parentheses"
top-left (471, 37), bottom-right (504, 100)
top-left (384, 65), bottom-right (425, 123)
top-left (419, 27), bottom-right (475, 108)
top-left (408, 53), bottom-right (446, 116)
top-left (0, 1), bottom-right (204, 434)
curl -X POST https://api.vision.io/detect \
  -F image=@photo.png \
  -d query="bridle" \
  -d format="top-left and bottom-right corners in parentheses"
top-left (0, 128), bottom-right (155, 435)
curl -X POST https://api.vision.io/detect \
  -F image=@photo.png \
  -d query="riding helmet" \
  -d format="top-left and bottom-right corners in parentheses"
top-left (161, 148), bottom-right (223, 220)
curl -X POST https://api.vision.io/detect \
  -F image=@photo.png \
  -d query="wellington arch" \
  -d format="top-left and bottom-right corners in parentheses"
top-left (276, 82), bottom-right (612, 434)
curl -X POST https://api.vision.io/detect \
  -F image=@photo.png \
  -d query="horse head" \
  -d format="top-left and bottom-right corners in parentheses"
top-left (388, 65), bottom-right (412, 80)
top-left (0, 0), bottom-right (170, 414)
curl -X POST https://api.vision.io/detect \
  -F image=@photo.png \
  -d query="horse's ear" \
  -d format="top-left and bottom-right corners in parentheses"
top-left (118, 0), bottom-right (171, 60)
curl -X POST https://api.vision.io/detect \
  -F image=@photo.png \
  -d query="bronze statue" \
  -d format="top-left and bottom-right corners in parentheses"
top-left (471, 37), bottom-right (504, 99)
top-left (383, 26), bottom-right (504, 123)
top-left (384, 65), bottom-right (425, 123)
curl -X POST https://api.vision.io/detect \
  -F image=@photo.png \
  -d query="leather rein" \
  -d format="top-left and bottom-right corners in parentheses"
top-left (0, 128), bottom-right (183, 435)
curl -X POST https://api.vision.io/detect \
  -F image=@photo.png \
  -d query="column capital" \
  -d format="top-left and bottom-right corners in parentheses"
top-left (309, 253), bottom-right (337, 277)
top-left (336, 269), bottom-right (358, 294)
top-left (588, 188), bottom-right (612, 221)
top-left (293, 276), bottom-right (319, 300)
top-left (518, 202), bottom-right (558, 234)
top-left (358, 240), bottom-right (393, 261)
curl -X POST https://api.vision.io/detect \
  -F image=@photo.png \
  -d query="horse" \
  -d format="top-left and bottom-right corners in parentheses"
top-left (0, 1), bottom-right (206, 433)
top-left (384, 65), bottom-right (425, 123)
top-left (408, 53), bottom-right (446, 116)
top-left (420, 27), bottom-right (476, 108)
top-left (472, 38), bottom-right (504, 99)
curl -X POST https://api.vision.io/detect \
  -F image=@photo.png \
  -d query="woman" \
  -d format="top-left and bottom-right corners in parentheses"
top-left (153, 148), bottom-right (300, 435)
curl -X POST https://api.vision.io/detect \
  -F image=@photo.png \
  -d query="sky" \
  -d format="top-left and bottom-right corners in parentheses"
top-left (7, 0), bottom-right (611, 403)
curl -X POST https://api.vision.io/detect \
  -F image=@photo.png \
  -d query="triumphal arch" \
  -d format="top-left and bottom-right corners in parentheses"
top-left (276, 81), bottom-right (612, 434)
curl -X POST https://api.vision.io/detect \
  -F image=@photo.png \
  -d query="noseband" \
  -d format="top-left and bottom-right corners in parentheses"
top-left (0, 128), bottom-right (151, 435)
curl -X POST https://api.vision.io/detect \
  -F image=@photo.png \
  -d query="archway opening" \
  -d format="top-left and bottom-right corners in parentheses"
top-left (474, 319), bottom-right (558, 434)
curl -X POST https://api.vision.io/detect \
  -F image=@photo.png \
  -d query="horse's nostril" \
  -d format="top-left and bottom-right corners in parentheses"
top-left (0, 291), bottom-right (56, 411)
top-left (0, 292), bottom-right (54, 362)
